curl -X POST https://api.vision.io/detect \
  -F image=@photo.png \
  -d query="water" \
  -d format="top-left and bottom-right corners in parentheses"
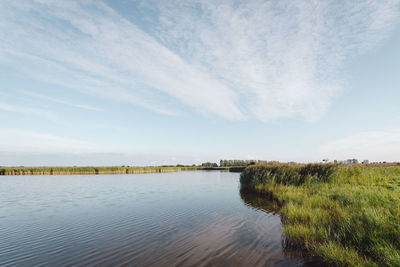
top-left (0, 171), bottom-right (318, 266)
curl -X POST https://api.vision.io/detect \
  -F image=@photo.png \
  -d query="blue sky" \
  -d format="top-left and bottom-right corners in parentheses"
top-left (0, 0), bottom-right (400, 166)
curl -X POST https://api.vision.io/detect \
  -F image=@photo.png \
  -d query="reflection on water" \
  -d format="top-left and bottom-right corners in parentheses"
top-left (0, 171), bottom-right (318, 266)
top-left (240, 190), bottom-right (321, 265)
top-left (240, 190), bottom-right (280, 214)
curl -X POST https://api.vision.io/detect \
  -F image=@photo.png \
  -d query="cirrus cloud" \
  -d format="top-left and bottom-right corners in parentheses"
top-left (0, 0), bottom-right (399, 121)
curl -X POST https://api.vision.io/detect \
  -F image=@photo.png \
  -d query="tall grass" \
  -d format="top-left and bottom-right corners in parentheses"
top-left (0, 166), bottom-right (238, 175)
top-left (240, 163), bottom-right (400, 266)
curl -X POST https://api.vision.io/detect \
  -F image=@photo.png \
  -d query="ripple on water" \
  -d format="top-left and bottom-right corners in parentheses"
top-left (0, 172), bottom-right (319, 266)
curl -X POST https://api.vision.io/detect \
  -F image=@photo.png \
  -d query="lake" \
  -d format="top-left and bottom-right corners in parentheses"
top-left (0, 171), bottom-right (318, 266)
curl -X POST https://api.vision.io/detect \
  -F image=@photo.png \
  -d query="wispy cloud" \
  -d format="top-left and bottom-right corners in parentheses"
top-left (21, 90), bottom-right (100, 111)
top-left (0, 0), bottom-right (399, 121)
top-left (0, 128), bottom-right (220, 165)
top-left (0, 103), bottom-right (55, 119)
top-left (0, 0), bottom-right (242, 119)
top-left (319, 128), bottom-right (400, 162)
top-left (152, 0), bottom-right (400, 121)
top-left (0, 128), bottom-right (96, 153)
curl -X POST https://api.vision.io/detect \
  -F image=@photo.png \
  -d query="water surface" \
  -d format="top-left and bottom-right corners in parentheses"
top-left (0, 171), bottom-right (317, 266)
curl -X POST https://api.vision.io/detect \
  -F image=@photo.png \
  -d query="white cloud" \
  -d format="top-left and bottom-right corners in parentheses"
top-left (0, 128), bottom-right (219, 165)
top-left (0, 128), bottom-right (97, 153)
top-left (0, 0), bottom-right (399, 121)
top-left (319, 128), bottom-right (400, 162)
top-left (0, 103), bottom-right (55, 119)
top-left (0, 0), bottom-right (242, 119)
top-left (152, 0), bottom-right (400, 121)
top-left (20, 90), bottom-right (99, 111)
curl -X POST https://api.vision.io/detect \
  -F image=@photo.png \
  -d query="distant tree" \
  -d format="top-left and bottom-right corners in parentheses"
top-left (201, 162), bottom-right (218, 167)
top-left (218, 159), bottom-right (265, 166)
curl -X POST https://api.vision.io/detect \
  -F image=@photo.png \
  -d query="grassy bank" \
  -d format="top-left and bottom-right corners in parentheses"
top-left (0, 166), bottom-right (242, 175)
top-left (240, 163), bottom-right (400, 266)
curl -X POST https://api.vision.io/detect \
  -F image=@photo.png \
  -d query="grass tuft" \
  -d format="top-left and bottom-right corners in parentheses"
top-left (240, 163), bottom-right (400, 266)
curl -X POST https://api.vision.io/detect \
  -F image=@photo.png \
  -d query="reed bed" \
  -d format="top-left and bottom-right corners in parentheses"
top-left (240, 163), bottom-right (400, 266)
top-left (0, 166), bottom-right (239, 175)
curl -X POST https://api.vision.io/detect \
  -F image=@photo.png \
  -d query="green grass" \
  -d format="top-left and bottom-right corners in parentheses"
top-left (240, 163), bottom-right (400, 266)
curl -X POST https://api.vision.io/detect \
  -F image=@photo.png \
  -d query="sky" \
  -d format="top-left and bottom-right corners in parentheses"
top-left (0, 0), bottom-right (400, 166)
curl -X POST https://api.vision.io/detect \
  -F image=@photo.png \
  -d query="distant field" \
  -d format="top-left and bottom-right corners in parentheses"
top-left (0, 166), bottom-right (245, 175)
top-left (240, 163), bottom-right (400, 266)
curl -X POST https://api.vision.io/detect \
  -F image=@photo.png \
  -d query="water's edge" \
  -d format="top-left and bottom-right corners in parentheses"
top-left (0, 166), bottom-right (245, 175)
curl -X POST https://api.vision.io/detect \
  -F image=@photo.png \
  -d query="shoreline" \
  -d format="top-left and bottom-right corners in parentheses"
top-left (0, 166), bottom-right (245, 175)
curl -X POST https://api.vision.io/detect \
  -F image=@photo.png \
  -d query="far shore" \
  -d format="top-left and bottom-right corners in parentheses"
top-left (0, 166), bottom-right (246, 175)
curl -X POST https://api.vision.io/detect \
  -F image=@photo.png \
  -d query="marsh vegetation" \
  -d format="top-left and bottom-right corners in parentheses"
top-left (0, 166), bottom-right (241, 175)
top-left (241, 163), bottom-right (400, 266)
